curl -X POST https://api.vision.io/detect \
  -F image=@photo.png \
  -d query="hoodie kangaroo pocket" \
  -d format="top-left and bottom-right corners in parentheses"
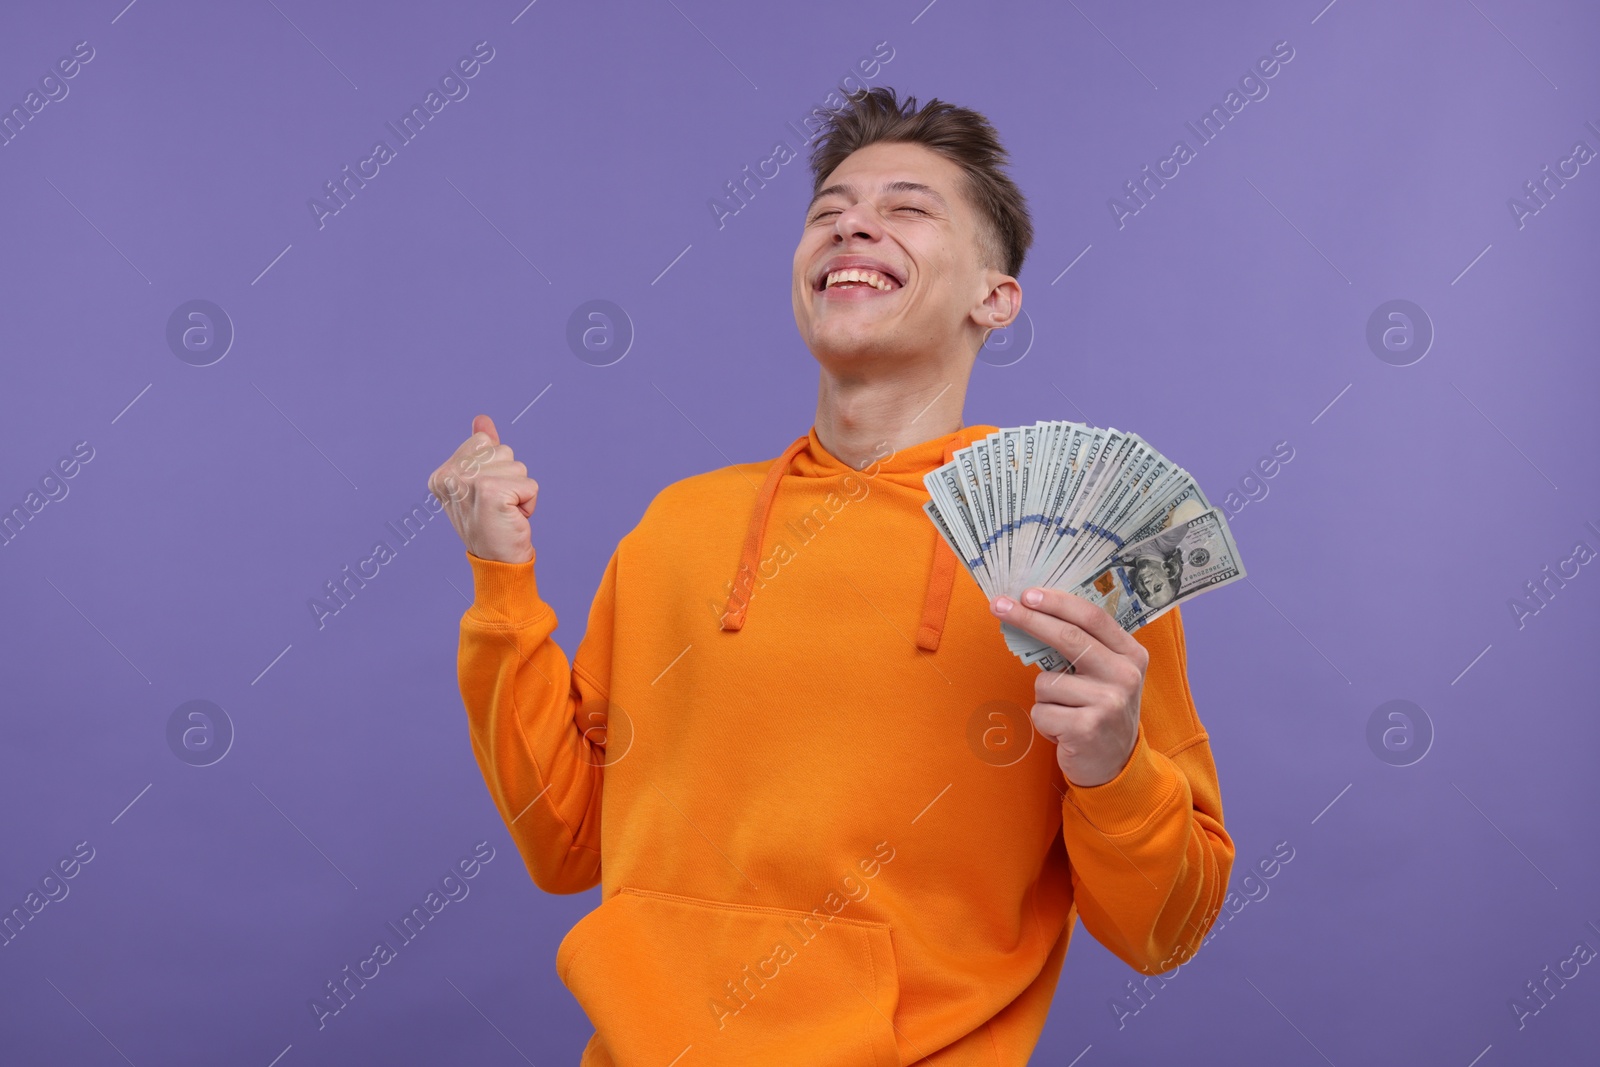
top-left (556, 885), bottom-right (902, 1067)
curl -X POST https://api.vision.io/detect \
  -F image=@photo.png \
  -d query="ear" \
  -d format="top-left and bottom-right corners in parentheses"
top-left (971, 274), bottom-right (1022, 332)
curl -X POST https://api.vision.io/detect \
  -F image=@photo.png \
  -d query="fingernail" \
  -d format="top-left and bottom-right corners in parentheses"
top-left (1023, 589), bottom-right (1043, 606)
top-left (994, 596), bottom-right (1014, 614)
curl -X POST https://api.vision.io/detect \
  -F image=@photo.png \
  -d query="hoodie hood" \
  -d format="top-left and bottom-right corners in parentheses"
top-left (718, 422), bottom-right (998, 651)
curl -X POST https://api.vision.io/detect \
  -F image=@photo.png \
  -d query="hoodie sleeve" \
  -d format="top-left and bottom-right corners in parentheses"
top-left (1057, 604), bottom-right (1235, 974)
top-left (456, 545), bottom-right (618, 896)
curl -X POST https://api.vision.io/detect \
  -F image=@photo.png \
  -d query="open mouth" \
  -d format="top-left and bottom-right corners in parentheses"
top-left (816, 267), bottom-right (903, 294)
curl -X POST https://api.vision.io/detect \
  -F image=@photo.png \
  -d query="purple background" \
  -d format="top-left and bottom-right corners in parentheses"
top-left (3, 1), bottom-right (1597, 1064)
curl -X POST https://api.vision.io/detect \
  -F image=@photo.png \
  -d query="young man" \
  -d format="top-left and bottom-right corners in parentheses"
top-left (429, 87), bottom-right (1233, 1067)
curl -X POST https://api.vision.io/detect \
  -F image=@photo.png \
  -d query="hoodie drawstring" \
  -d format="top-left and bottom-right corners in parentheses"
top-left (719, 435), bottom-right (810, 633)
top-left (914, 439), bottom-right (960, 652)
top-left (720, 433), bottom-right (961, 653)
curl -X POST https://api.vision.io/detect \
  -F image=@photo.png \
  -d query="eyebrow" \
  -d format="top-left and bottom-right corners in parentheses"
top-left (806, 180), bottom-right (950, 215)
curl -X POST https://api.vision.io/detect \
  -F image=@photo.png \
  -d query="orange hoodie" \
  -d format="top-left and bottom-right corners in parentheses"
top-left (456, 422), bottom-right (1234, 1067)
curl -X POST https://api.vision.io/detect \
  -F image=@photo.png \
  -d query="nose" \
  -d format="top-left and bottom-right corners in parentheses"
top-left (832, 201), bottom-right (885, 243)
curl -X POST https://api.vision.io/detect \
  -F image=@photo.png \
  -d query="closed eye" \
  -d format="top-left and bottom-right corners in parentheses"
top-left (809, 205), bottom-right (931, 222)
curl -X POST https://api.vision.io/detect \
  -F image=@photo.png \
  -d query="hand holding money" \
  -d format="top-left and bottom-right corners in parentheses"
top-left (923, 419), bottom-right (1246, 671)
top-left (428, 414), bottom-right (539, 565)
top-left (991, 585), bottom-right (1149, 787)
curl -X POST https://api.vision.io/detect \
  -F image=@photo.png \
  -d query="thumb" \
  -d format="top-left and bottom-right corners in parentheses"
top-left (472, 413), bottom-right (499, 445)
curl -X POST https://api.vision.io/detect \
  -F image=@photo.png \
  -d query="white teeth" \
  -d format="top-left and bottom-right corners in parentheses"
top-left (824, 268), bottom-right (896, 291)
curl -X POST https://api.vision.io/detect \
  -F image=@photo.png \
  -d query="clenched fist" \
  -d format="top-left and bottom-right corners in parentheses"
top-left (427, 414), bottom-right (538, 564)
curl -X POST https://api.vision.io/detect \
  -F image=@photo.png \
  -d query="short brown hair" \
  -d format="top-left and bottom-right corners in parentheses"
top-left (805, 87), bottom-right (1034, 279)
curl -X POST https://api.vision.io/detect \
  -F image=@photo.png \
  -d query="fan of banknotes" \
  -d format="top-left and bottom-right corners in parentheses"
top-left (923, 419), bottom-right (1245, 672)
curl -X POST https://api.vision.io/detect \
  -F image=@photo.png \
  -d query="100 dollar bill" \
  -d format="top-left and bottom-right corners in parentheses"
top-left (1019, 507), bottom-right (1246, 672)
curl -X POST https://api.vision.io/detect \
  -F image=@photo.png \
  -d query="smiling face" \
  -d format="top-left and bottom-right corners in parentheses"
top-left (792, 141), bottom-right (1019, 373)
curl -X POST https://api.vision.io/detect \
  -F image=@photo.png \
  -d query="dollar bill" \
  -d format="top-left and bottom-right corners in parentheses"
top-left (924, 418), bottom-right (1247, 670)
top-left (1027, 507), bottom-right (1246, 671)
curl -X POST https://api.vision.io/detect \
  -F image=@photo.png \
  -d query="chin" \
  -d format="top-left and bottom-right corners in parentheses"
top-left (810, 330), bottom-right (906, 366)
top-left (813, 314), bottom-right (907, 349)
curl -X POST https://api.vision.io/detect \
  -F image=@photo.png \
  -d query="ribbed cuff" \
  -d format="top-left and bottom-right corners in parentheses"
top-left (464, 549), bottom-right (551, 627)
top-left (1063, 722), bottom-right (1181, 837)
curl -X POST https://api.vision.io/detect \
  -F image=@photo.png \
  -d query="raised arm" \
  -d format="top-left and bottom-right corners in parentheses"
top-left (429, 415), bottom-right (615, 895)
top-left (988, 592), bottom-right (1235, 973)
top-left (1058, 606), bottom-right (1232, 973)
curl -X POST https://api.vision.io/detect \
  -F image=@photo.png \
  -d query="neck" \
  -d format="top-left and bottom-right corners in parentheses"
top-left (812, 360), bottom-right (972, 469)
